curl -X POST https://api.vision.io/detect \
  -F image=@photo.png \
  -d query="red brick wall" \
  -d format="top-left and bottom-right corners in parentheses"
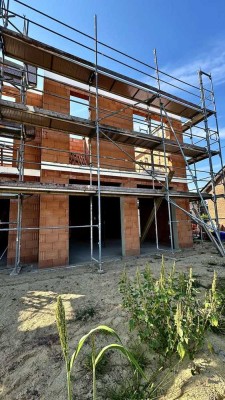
top-left (89, 95), bottom-right (135, 171)
top-left (120, 181), bottom-right (140, 256)
top-left (38, 194), bottom-right (69, 268)
top-left (168, 120), bottom-right (186, 178)
top-left (38, 80), bottom-right (70, 267)
top-left (7, 196), bottom-right (40, 265)
top-left (174, 199), bottom-right (193, 248)
top-left (70, 138), bottom-right (87, 154)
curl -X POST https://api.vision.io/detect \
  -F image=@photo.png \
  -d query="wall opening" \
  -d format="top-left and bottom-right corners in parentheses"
top-left (69, 194), bottom-right (121, 263)
top-left (133, 114), bottom-right (150, 134)
top-left (70, 92), bottom-right (90, 140)
top-left (138, 197), bottom-right (171, 251)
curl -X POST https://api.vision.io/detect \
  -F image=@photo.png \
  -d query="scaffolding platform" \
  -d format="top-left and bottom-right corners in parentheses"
top-left (0, 181), bottom-right (211, 199)
top-left (0, 99), bottom-right (217, 162)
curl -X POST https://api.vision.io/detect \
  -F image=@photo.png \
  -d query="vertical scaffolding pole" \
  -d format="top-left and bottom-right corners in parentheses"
top-left (12, 17), bottom-right (29, 274)
top-left (153, 49), bottom-right (174, 253)
top-left (0, 0), bottom-right (9, 28)
top-left (94, 15), bottom-right (103, 272)
top-left (148, 105), bottom-right (159, 249)
top-left (14, 123), bottom-right (25, 274)
top-left (154, 198), bottom-right (159, 249)
top-left (150, 142), bottom-right (159, 249)
top-left (162, 102), bottom-right (225, 255)
top-left (89, 138), bottom-right (94, 261)
top-left (209, 74), bottom-right (225, 197)
top-left (189, 124), bottom-right (202, 240)
top-left (198, 70), bottom-right (219, 229)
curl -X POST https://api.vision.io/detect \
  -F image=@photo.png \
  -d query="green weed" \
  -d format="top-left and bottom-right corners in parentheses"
top-left (75, 306), bottom-right (96, 321)
top-left (119, 257), bottom-right (222, 360)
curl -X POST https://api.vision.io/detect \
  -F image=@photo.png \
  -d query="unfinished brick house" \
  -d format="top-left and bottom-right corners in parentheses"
top-left (0, 5), bottom-right (224, 272)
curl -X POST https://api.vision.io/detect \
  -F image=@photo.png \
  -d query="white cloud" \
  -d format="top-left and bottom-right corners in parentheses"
top-left (151, 41), bottom-right (225, 98)
top-left (164, 51), bottom-right (225, 87)
top-left (219, 127), bottom-right (225, 138)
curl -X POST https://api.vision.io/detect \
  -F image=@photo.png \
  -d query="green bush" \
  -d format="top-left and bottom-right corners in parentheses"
top-left (75, 306), bottom-right (96, 322)
top-left (119, 257), bottom-right (222, 360)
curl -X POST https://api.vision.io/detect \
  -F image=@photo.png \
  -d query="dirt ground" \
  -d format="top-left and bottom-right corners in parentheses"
top-left (1, 242), bottom-right (225, 400)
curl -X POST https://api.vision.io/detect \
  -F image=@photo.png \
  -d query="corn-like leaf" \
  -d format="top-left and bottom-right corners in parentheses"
top-left (70, 325), bottom-right (122, 371)
top-left (95, 344), bottom-right (147, 380)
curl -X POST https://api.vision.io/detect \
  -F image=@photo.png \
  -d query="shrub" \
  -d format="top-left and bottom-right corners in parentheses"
top-left (75, 306), bottom-right (96, 322)
top-left (119, 257), bottom-right (222, 360)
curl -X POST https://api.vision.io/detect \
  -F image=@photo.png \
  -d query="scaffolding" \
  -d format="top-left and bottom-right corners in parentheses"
top-left (0, 0), bottom-right (225, 274)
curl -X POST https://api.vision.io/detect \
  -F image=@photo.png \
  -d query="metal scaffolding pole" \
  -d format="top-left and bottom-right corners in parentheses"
top-left (154, 198), bottom-right (159, 250)
top-left (94, 15), bottom-right (103, 272)
top-left (161, 103), bottom-right (225, 256)
top-left (12, 18), bottom-right (29, 274)
top-left (89, 137), bottom-right (94, 262)
top-left (209, 73), bottom-right (225, 197)
top-left (198, 70), bottom-right (220, 229)
top-left (153, 49), bottom-right (174, 253)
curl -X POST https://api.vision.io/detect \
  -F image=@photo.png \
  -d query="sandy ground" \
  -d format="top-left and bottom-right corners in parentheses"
top-left (1, 242), bottom-right (225, 400)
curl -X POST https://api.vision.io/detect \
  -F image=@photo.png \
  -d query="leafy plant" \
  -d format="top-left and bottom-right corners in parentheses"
top-left (75, 306), bottom-right (96, 322)
top-left (129, 341), bottom-right (148, 370)
top-left (107, 381), bottom-right (145, 400)
top-left (56, 296), bottom-right (146, 400)
top-left (106, 366), bottom-right (164, 400)
top-left (119, 257), bottom-right (222, 360)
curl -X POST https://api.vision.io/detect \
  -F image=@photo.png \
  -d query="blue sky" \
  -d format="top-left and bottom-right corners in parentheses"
top-left (6, 0), bottom-right (225, 186)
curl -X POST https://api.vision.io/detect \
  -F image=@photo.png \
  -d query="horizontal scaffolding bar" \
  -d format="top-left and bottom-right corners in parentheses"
top-left (0, 181), bottom-right (211, 199)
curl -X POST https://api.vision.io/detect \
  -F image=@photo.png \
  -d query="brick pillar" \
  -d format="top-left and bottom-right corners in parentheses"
top-left (168, 119), bottom-right (186, 178)
top-left (175, 199), bottom-right (193, 248)
top-left (7, 196), bottom-right (40, 265)
top-left (39, 193), bottom-right (69, 268)
top-left (120, 181), bottom-right (140, 256)
top-left (7, 129), bottom-right (41, 266)
top-left (38, 80), bottom-right (70, 268)
top-left (39, 130), bottom-right (69, 268)
top-left (7, 199), bottom-right (17, 265)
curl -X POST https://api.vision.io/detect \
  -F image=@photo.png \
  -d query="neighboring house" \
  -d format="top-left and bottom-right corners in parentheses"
top-left (201, 166), bottom-right (225, 230)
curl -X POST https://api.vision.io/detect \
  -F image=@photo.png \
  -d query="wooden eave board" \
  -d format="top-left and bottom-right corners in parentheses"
top-left (0, 27), bottom-right (213, 122)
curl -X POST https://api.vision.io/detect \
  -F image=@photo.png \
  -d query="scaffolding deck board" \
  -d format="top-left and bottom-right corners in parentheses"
top-left (0, 181), bottom-right (211, 199)
top-left (0, 27), bottom-right (214, 127)
top-left (0, 99), bottom-right (216, 162)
